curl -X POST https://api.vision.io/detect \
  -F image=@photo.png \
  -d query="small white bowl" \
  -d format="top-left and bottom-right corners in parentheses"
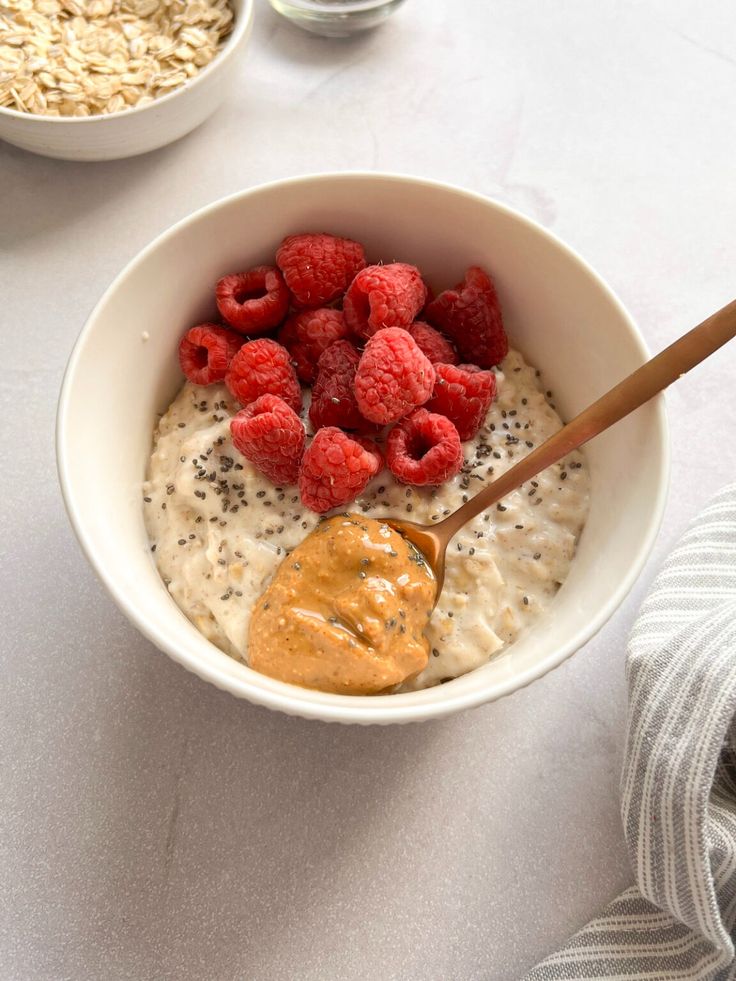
top-left (268, 0), bottom-right (407, 36)
top-left (56, 174), bottom-right (669, 724)
top-left (0, 0), bottom-right (253, 161)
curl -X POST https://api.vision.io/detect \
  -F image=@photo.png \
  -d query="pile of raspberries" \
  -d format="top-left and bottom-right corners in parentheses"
top-left (177, 232), bottom-right (508, 514)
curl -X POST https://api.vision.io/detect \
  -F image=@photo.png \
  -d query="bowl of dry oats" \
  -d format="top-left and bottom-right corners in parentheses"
top-left (0, 0), bottom-right (253, 160)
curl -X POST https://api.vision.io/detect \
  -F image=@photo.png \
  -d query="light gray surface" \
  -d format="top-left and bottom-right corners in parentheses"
top-left (1, 2), bottom-right (735, 979)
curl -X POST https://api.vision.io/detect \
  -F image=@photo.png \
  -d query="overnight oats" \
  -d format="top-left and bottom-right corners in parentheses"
top-left (143, 233), bottom-right (590, 694)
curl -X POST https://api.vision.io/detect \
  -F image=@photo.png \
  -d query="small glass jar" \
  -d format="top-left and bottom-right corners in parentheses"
top-left (268, 0), bottom-right (407, 37)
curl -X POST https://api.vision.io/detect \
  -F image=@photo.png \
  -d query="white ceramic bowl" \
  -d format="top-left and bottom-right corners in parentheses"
top-left (57, 173), bottom-right (669, 724)
top-left (0, 0), bottom-right (253, 161)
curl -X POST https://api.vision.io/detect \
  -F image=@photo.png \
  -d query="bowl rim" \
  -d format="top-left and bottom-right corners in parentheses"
top-left (0, 0), bottom-right (254, 126)
top-left (274, 0), bottom-right (404, 12)
top-left (56, 172), bottom-right (670, 724)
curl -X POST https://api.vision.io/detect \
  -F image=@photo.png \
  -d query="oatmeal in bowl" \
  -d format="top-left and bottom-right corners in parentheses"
top-left (143, 231), bottom-right (591, 696)
top-left (56, 174), bottom-right (667, 723)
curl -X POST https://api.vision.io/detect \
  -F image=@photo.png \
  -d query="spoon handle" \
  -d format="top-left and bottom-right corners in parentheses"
top-left (436, 298), bottom-right (736, 542)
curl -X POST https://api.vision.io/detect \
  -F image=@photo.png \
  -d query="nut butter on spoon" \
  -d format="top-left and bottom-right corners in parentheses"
top-left (250, 298), bottom-right (736, 695)
top-left (248, 514), bottom-right (436, 695)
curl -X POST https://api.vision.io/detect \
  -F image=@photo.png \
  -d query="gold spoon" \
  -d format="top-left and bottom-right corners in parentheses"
top-left (387, 298), bottom-right (736, 598)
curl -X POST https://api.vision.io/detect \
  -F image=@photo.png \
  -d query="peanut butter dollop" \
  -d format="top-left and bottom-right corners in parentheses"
top-left (248, 515), bottom-right (437, 695)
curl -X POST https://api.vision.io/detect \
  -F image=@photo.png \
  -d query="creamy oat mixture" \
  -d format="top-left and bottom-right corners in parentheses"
top-left (143, 349), bottom-right (590, 690)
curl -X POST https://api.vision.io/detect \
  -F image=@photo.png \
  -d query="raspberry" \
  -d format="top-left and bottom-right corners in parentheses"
top-left (386, 409), bottom-right (463, 486)
top-left (424, 266), bottom-right (508, 368)
top-left (230, 395), bottom-right (305, 486)
top-left (343, 263), bottom-right (427, 339)
top-left (308, 340), bottom-right (376, 434)
top-left (299, 427), bottom-right (382, 514)
top-left (276, 232), bottom-right (366, 310)
top-left (405, 321), bottom-right (458, 365)
top-left (354, 327), bottom-right (435, 425)
top-left (278, 308), bottom-right (350, 384)
top-left (215, 265), bottom-right (289, 335)
top-left (426, 362), bottom-right (497, 440)
top-left (178, 323), bottom-right (242, 385)
top-left (225, 338), bottom-right (301, 413)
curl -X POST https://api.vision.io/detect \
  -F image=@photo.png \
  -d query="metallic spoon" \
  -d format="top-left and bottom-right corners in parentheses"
top-left (387, 298), bottom-right (736, 597)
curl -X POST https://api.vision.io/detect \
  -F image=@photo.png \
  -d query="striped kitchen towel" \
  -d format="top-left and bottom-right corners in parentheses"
top-left (524, 483), bottom-right (736, 981)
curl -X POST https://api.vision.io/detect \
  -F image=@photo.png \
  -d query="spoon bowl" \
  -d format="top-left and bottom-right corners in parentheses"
top-left (384, 520), bottom-right (448, 593)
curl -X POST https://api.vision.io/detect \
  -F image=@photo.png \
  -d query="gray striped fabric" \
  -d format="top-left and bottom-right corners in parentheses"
top-left (524, 484), bottom-right (736, 981)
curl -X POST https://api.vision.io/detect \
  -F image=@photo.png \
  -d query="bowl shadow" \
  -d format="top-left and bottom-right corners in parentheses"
top-left (0, 130), bottom-right (212, 251)
top-left (64, 610), bottom-right (453, 976)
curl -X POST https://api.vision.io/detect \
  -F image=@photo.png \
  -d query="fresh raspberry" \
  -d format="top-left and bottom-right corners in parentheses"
top-left (405, 321), bottom-right (459, 365)
top-left (178, 323), bottom-right (242, 385)
top-left (343, 263), bottom-right (427, 339)
top-left (424, 266), bottom-right (508, 368)
top-left (215, 265), bottom-right (290, 335)
top-left (308, 340), bottom-right (376, 434)
top-left (276, 232), bottom-right (366, 310)
top-left (225, 339), bottom-right (301, 413)
top-left (354, 327), bottom-right (435, 425)
top-left (387, 409), bottom-right (463, 486)
top-left (230, 395), bottom-right (305, 486)
top-left (278, 308), bottom-right (350, 384)
top-left (426, 363), bottom-right (497, 440)
top-left (299, 427), bottom-right (382, 514)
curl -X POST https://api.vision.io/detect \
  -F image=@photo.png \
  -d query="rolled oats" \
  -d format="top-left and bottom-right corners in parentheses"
top-left (0, 0), bottom-right (234, 116)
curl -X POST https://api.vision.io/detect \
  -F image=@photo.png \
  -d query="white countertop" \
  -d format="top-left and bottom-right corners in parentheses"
top-left (3, 1), bottom-right (735, 978)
